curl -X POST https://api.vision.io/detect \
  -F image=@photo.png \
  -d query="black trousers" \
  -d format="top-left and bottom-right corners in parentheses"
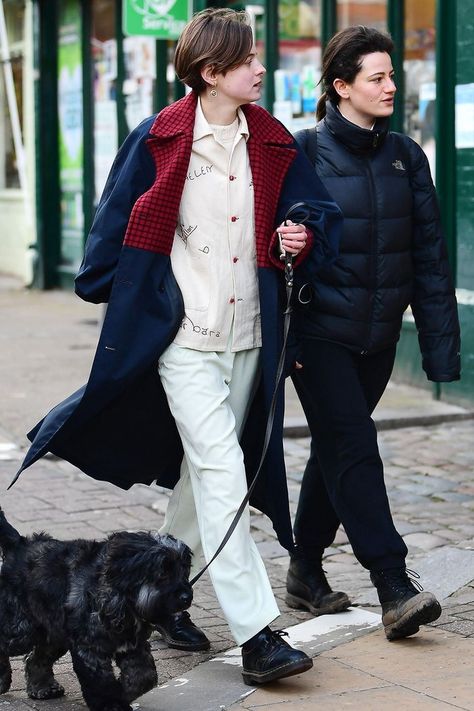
top-left (291, 339), bottom-right (408, 572)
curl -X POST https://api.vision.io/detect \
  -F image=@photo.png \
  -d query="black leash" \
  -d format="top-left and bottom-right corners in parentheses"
top-left (190, 202), bottom-right (310, 586)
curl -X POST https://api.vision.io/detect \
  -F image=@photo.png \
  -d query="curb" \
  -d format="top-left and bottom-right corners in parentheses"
top-left (138, 608), bottom-right (382, 711)
top-left (283, 410), bottom-right (474, 438)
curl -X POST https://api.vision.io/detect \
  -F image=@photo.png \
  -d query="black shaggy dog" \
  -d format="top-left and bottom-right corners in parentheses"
top-left (0, 507), bottom-right (193, 711)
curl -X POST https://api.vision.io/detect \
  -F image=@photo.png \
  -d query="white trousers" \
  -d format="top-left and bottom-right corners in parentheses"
top-left (158, 341), bottom-right (280, 645)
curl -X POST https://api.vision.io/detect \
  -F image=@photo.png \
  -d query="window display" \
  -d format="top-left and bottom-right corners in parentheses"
top-left (123, 35), bottom-right (156, 131)
top-left (337, 0), bottom-right (386, 31)
top-left (0, 0), bottom-right (25, 189)
top-left (403, 0), bottom-right (436, 181)
top-left (91, 0), bottom-right (118, 202)
top-left (57, 0), bottom-right (84, 270)
top-left (274, 0), bottom-right (322, 131)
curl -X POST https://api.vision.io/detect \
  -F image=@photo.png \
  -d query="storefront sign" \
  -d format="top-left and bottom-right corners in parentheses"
top-left (123, 0), bottom-right (191, 39)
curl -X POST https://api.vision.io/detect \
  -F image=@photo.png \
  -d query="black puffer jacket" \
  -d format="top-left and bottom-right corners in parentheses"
top-left (295, 101), bottom-right (460, 382)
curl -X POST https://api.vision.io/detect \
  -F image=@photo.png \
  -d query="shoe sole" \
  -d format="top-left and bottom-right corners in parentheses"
top-left (383, 592), bottom-right (442, 641)
top-left (242, 656), bottom-right (313, 686)
top-left (154, 627), bottom-right (211, 652)
top-left (285, 591), bottom-right (352, 616)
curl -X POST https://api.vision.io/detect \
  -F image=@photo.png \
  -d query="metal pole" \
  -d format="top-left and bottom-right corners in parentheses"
top-left (263, 0), bottom-right (278, 112)
top-left (321, 0), bottom-right (337, 49)
top-left (387, 0), bottom-right (404, 133)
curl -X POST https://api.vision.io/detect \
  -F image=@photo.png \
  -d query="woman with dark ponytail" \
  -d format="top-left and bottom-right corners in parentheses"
top-left (286, 25), bottom-right (460, 642)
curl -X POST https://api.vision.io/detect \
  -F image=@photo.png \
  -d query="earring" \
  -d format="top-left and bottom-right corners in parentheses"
top-left (210, 83), bottom-right (218, 98)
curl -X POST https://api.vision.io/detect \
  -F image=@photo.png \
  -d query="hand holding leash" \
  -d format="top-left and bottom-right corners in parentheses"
top-left (278, 202), bottom-right (312, 288)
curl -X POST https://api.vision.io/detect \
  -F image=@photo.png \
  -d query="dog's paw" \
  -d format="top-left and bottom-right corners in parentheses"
top-left (27, 680), bottom-right (65, 699)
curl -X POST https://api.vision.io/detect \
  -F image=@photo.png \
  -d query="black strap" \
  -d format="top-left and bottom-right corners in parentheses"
top-left (294, 126), bottom-right (318, 166)
top-left (190, 202), bottom-right (310, 587)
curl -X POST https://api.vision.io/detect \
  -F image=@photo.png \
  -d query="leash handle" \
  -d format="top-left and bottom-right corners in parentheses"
top-left (283, 202), bottom-right (311, 291)
top-left (190, 202), bottom-right (311, 587)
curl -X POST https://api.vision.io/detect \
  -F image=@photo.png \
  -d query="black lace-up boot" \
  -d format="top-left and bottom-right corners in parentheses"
top-left (154, 610), bottom-right (210, 651)
top-left (370, 567), bottom-right (441, 641)
top-left (286, 557), bottom-right (351, 615)
top-left (241, 627), bottom-right (313, 685)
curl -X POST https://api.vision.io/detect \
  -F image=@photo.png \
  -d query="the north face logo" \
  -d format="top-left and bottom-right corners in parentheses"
top-left (392, 160), bottom-right (406, 170)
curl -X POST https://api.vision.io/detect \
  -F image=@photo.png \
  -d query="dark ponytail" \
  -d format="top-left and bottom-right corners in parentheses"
top-left (317, 25), bottom-right (394, 120)
top-left (316, 91), bottom-right (328, 121)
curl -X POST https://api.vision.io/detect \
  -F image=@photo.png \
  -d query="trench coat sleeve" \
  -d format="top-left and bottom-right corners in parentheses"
top-left (272, 143), bottom-right (342, 276)
top-left (406, 137), bottom-right (461, 382)
top-left (75, 117), bottom-right (156, 304)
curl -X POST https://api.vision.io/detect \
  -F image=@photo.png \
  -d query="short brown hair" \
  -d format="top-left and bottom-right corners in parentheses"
top-left (174, 8), bottom-right (253, 93)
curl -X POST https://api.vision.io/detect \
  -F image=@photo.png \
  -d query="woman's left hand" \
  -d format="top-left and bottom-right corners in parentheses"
top-left (277, 220), bottom-right (307, 256)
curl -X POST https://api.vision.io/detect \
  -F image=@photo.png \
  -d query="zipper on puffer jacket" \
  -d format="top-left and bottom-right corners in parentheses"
top-left (363, 156), bottom-right (378, 355)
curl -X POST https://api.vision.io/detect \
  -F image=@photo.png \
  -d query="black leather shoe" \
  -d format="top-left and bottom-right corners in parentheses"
top-left (241, 627), bottom-right (313, 685)
top-left (286, 557), bottom-right (351, 615)
top-left (370, 567), bottom-right (442, 641)
top-left (155, 611), bottom-right (210, 651)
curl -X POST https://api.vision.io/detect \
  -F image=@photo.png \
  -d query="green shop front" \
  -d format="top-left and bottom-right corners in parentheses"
top-left (30, 0), bottom-right (474, 405)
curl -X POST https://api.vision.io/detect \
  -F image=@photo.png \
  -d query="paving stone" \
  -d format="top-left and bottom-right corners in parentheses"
top-left (435, 619), bottom-right (474, 635)
top-left (413, 548), bottom-right (474, 600)
top-left (402, 532), bottom-right (449, 550)
top-left (255, 539), bottom-right (287, 559)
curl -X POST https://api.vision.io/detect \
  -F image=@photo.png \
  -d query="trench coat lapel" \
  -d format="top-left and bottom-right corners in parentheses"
top-left (123, 93), bottom-right (197, 256)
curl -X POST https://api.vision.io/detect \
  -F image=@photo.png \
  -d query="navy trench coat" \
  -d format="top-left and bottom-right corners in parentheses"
top-left (13, 92), bottom-right (341, 552)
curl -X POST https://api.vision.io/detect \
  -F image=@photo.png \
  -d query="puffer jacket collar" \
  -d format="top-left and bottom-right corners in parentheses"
top-left (323, 100), bottom-right (389, 155)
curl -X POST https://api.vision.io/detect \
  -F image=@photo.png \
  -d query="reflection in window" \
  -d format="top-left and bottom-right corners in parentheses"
top-left (0, 0), bottom-right (25, 189)
top-left (274, 0), bottom-right (322, 131)
top-left (91, 0), bottom-right (118, 202)
top-left (337, 0), bottom-right (387, 32)
top-left (123, 36), bottom-right (156, 131)
top-left (404, 0), bottom-right (436, 181)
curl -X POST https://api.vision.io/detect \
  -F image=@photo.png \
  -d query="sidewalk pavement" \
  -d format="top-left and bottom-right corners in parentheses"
top-left (1, 275), bottom-right (473, 710)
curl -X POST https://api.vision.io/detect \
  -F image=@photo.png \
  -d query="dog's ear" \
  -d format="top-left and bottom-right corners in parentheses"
top-left (102, 532), bottom-right (163, 589)
top-left (158, 534), bottom-right (193, 573)
top-left (103, 532), bottom-right (192, 589)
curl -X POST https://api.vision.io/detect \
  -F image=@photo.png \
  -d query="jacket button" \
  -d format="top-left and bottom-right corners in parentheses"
top-left (231, 216), bottom-right (238, 222)
top-left (229, 175), bottom-right (236, 181)
top-left (229, 297), bottom-right (235, 304)
top-left (233, 257), bottom-right (238, 263)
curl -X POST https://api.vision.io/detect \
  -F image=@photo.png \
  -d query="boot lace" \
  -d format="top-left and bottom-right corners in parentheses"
top-left (381, 567), bottom-right (423, 595)
top-left (406, 569), bottom-right (424, 592)
top-left (266, 629), bottom-right (291, 650)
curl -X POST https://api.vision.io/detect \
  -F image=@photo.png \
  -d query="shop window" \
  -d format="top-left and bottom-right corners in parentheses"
top-left (275, 0), bottom-right (321, 130)
top-left (57, 0), bottom-right (84, 269)
top-left (0, 0), bottom-right (25, 190)
top-left (337, 0), bottom-right (387, 31)
top-left (123, 35), bottom-right (156, 131)
top-left (404, 0), bottom-right (436, 181)
top-left (92, 0), bottom-right (118, 202)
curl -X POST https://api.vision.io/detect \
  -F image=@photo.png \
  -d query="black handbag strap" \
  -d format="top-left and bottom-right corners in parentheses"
top-left (294, 126), bottom-right (318, 166)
